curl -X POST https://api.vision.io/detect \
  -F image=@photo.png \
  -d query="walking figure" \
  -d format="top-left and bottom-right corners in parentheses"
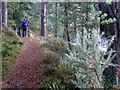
top-left (21, 16), bottom-right (29, 37)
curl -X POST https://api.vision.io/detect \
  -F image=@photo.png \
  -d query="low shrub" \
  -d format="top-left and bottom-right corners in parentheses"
top-left (42, 38), bottom-right (69, 55)
top-left (2, 27), bottom-right (18, 38)
top-left (41, 47), bottom-right (76, 89)
top-left (42, 62), bottom-right (76, 89)
top-left (1, 27), bottom-right (23, 80)
top-left (43, 48), bottom-right (60, 65)
top-left (65, 29), bottom-right (116, 88)
top-left (1, 47), bottom-right (9, 57)
top-left (8, 20), bottom-right (16, 27)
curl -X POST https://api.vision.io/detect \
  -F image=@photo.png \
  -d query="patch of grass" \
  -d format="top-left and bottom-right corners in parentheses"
top-left (1, 27), bottom-right (23, 80)
top-left (43, 48), bottom-right (60, 66)
top-left (42, 62), bottom-right (76, 89)
top-left (41, 38), bottom-right (69, 55)
top-left (40, 39), bottom-right (76, 89)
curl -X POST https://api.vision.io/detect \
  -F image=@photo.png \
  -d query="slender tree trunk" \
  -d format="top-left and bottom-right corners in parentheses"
top-left (73, 6), bottom-right (77, 37)
top-left (86, 2), bottom-right (89, 31)
top-left (116, 2), bottom-right (120, 64)
top-left (2, 2), bottom-right (7, 26)
top-left (55, 2), bottom-right (58, 37)
top-left (41, 2), bottom-right (46, 38)
top-left (64, 3), bottom-right (71, 48)
top-left (0, 2), bottom-right (2, 30)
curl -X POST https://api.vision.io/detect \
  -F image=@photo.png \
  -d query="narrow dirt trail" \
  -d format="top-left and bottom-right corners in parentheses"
top-left (2, 38), bottom-right (44, 89)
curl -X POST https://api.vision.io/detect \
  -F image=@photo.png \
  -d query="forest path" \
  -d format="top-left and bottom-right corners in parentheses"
top-left (2, 37), bottom-right (44, 89)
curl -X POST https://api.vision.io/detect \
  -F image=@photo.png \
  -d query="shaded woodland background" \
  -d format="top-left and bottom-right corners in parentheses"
top-left (0, 1), bottom-right (120, 89)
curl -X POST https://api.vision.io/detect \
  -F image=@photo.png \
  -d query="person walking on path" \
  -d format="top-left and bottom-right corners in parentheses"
top-left (21, 16), bottom-right (29, 37)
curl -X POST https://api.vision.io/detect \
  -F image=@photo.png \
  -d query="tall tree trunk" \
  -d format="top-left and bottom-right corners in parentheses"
top-left (0, 2), bottom-right (2, 30)
top-left (73, 6), bottom-right (77, 37)
top-left (64, 3), bottom-right (71, 48)
top-left (99, 2), bottom-right (120, 87)
top-left (116, 2), bottom-right (120, 66)
top-left (85, 2), bottom-right (89, 32)
top-left (2, 2), bottom-right (7, 26)
top-left (41, 2), bottom-right (46, 38)
top-left (55, 2), bottom-right (58, 37)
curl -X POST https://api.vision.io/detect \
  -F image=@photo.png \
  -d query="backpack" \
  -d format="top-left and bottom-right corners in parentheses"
top-left (22, 20), bottom-right (27, 27)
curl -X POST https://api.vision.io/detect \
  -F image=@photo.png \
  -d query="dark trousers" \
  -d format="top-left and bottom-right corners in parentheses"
top-left (17, 27), bottom-right (21, 37)
top-left (22, 28), bottom-right (27, 37)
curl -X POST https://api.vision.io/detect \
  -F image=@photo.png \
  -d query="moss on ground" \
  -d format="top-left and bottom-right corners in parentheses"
top-left (1, 27), bottom-right (23, 80)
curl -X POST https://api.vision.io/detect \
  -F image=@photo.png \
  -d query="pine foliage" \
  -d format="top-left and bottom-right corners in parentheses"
top-left (66, 28), bottom-right (116, 88)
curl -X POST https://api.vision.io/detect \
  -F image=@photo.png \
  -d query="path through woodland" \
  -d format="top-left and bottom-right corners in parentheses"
top-left (2, 37), bottom-right (44, 89)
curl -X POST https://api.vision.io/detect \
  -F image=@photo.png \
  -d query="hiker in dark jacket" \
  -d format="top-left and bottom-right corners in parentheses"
top-left (21, 16), bottom-right (29, 37)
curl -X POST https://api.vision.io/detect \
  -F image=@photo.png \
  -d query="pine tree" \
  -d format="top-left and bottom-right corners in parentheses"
top-left (66, 28), bottom-right (116, 88)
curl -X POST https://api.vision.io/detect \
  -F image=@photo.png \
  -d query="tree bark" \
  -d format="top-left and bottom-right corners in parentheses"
top-left (2, 2), bottom-right (7, 26)
top-left (116, 2), bottom-right (120, 66)
top-left (55, 2), bottom-right (58, 37)
top-left (41, 2), bottom-right (46, 38)
top-left (73, 6), bottom-right (77, 36)
top-left (0, 2), bottom-right (2, 30)
top-left (64, 3), bottom-right (71, 48)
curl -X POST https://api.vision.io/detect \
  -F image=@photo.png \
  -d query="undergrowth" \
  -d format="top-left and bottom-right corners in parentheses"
top-left (1, 27), bottom-right (23, 80)
top-left (40, 29), bottom-right (116, 89)
top-left (40, 38), bottom-right (76, 89)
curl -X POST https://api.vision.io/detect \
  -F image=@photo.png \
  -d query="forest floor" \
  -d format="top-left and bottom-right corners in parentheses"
top-left (2, 37), bottom-right (44, 89)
